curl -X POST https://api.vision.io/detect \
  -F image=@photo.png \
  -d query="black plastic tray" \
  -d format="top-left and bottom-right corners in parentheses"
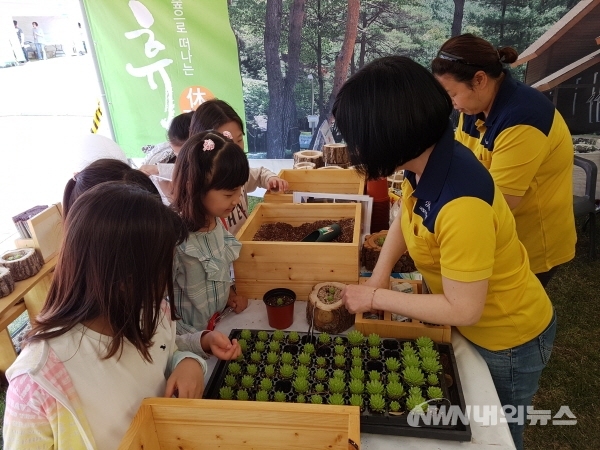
top-left (204, 329), bottom-right (471, 442)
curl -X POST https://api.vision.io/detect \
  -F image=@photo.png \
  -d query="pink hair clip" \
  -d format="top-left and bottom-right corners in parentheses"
top-left (203, 139), bottom-right (215, 151)
top-left (223, 130), bottom-right (233, 139)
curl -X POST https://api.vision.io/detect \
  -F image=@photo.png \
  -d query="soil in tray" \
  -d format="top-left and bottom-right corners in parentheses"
top-left (204, 329), bottom-right (471, 442)
top-left (253, 218), bottom-right (355, 242)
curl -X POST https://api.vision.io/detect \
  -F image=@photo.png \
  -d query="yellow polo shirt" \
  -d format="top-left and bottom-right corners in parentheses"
top-left (456, 71), bottom-right (576, 274)
top-left (402, 125), bottom-right (552, 351)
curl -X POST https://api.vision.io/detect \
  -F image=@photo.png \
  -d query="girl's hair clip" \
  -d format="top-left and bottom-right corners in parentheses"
top-left (203, 139), bottom-right (215, 151)
top-left (223, 130), bottom-right (233, 139)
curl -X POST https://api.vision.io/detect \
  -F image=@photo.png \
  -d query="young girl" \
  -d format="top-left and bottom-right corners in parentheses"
top-left (3, 182), bottom-right (240, 450)
top-left (171, 131), bottom-right (250, 341)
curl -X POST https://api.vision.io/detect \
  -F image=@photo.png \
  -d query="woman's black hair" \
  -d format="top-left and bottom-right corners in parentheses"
top-left (168, 112), bottom-right (193, 146)
top-left (189, 99), bottom-right (245, 137)
top-left (332, 56), bottom-right (452, 179)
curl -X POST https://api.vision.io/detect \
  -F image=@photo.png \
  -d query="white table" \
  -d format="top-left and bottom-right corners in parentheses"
top-left (208, 300), bottom-right (516, 450)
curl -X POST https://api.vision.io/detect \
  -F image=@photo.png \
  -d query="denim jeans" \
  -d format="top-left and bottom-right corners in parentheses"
top-left (34, 43), bottom-right (45, 60)
top-left (472, 310), bottom-right (557, 450)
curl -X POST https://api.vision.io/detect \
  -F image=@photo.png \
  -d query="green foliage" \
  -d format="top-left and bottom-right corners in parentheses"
top-left (296, 365), bottom-right (310, 378)
top-left (415, 336), bottom-right (434, 349)
top-left (288, 331), bottom-right (300, 343)
top-left (303, 343), bottom-right (315, 355)
top-left (264, 364), bottom-right (276, 378)
top-left (280, 364), bottom-right (294, 379)
top-left (266, 351), bottom-right (278, 365)
top-left (246, 364), bottom-right (258, 376)
top-left (351, 347), bottom-right (362, 358)
top-left (318, 332), bottom-right (331, 344)
top-left (224, 374), bottom-right (237, 387)
top-left (316, 356), bottom-right (327, 367)
top-left (348, 378), bottom-right (364, 395)
top-left (334, 354), bottom-right (346, 367)
top-left (315, 383), bottom-right (326, 393)
top-left (427, 373), bottom-right (440, 386)
top-left (351, 357), bottom-right (362, 367)
top-left (366, 380), bottom-right (385, 396)
top-left (387, 372), bottom-right (401, 384)
top-left (368, 370), bottom-right (381, 382)
top-left (347, 330), bottom-right (364, 346)
top-left (403, 366), bottom-right (426, 387)
top-left (255, 341), bottom-right (266, 352)
top-left (329, 377), bottom-right (346, 394)
top-left (256, 390), bottom-right (269, 402)
top-left (408, 386), bottom-right (423, 398)
top-left (349, 394), bottom-right (364, 408)
top-left (268, 340), bottom-right (280, 353)
top-left (334, 344), bottom-right (345, 355)
top-left (292, 377), bottom-right (310, 393)
top-left (406, 394), bottom-right (428, 413)
top-left (401, 342), bottom-right (417, 359)
top-left (349, 367), bottom-right (364, 381)
top-left (369, 394), bottom-right (386, 412)
top-left (241, 375), bottom-right (254, 389)
top-left (335, 336), bottom-right (344, 345)
top-left (260, 378), bottom-right (273, 391)
top-left (367, 333), bottom-right (381, 347)
top-left (250, 351), bottom-right (262, 363)
top-left (240, 329), bottom-right (252, 341)
top-left (315, 368), bottom-right (327, 380)
top-left (237, 389), bottom-right (249, 401)
top-left (238, 339), bottom-right (248, 353)
top-left (421, 357), bottom-right (443, 374)
top-left (332, 369), bottom-right (345, 380)
top-left (419, 347), bottom-right (439, 360)
top-left (427, 386), bottom-right (444, 400)
top-left (389, 401), bottom-right (401, 412)
top-left (386, 381), bottom-right (405, 400)
top-left (219, 386), bottom-right (234, 400)
top-left (297, 352), bottom-right (311, 366)
top-left (328, 393), bottom-right (345, 405)
top-left (385, 357), bottom-right (401, 372)
top-left (296, 394), bottom-right (306, 403)
top-left (228, 362), bottom-right (241, 375)
top-left (368, 347), bottom-right (381, 360)
top-left (272, 330), bottom-right (285, 341)
top-left (257, 331), bottom-right (269, 342)
top-left (311, 395), bottom-right (323, 404)
top-left (281, 352), bottom-right (293, 365)
top-left (403, 353), bottom-right (421, 368)
top-left (274, 391), bottom-right (287, 402)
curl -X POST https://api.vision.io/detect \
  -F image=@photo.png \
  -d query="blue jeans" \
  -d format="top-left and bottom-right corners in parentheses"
top-left (34, 43), bottom-right (45, 60)
top-left (472, 311), bottom-right (557, 450)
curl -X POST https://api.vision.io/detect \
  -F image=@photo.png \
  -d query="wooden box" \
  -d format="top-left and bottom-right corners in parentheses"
top-left (354, 277), bottom-right (452, 343)
top-left (14, 203), bottom-right (63, 263)
top-left (119, 398), bottom-right (361, 450)
top-left (234, 203), bottom-right (361, 300)
top-left (263, 169), bottom-right (365, 203)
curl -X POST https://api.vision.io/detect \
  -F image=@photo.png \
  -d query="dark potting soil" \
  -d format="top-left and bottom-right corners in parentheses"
top-left (253, 218), bottom-right (355, 242)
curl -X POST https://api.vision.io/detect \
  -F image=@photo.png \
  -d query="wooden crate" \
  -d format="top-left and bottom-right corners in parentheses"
top-left (263, 169), bottom-right (365, 203)
top-left (354, 277), bottom-right (452, 343)
top-left (233, 203), bottom-right (361, 300)
top-left (119, 398), bottom-right (361, 450)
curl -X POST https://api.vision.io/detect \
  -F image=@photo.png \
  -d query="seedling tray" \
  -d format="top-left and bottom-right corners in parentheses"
top-left (204, 329), bottom-right (471, 442)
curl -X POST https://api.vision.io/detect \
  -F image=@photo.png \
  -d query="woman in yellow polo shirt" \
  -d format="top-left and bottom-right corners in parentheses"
top-left (431, 33), bottom-right (576, 287)
top-left (333, 56), bottom-right (555, 450)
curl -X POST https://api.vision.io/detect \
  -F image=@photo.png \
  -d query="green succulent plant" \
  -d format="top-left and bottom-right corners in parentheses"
top-left (316, 356), bottom-right (327, 367)
top-left (311, 395), bottom-right (323, 404)
top-left (329, 377), bottom-right (346, 394)
top-left (402, 353), bottom-right (421, 368)
top-left (276, 298), bottom-right (284, 306)
top-left (237, 389), bottom-right (249, 401)
top-left (280, 364), bottom-right (294, 379)
top-left (347, 330), bottom-right (364, 346)
top-left (427, 386), bottom-right (444, 400)
top-left (369, 394), bottom-right (386, 412)
top-left (386, 381), bottom-right (405, 400)
top-left (246, 364), bottom-right (258, 376)
top-left (349, 367), bottom-right (364, 381)
top-left (351, 357), bottom-right (362, 367)
top-left (403, 366), bottom-right (426, 387)
top-left (421, 357), bottom-right (442, 374)
top-left (227, 362), bottom-right (241, 375)
top-left (401, 343), bottom-right (417, 358)
top-left (288, 331), bottom-right (300, 343)
top-left (349, 394), bottom-right (363, 408)
top-left (296, 365), bottom-right (310, 378)
top-left (266, 351), bottom-right (278, 365)
top-left (297, 352), bottom-right (311, 366)
top-left (274, 391), bottom-right (287, 402)
top-left (259, 378), bottom-right (273, 391)
top-left (408, 386), bottom-right (423, 397)
top-left (387, 372), bottom-right (401, 383)
top-left (296, 394), bottom-right (306, 403)
top-left (256, 390), bottom-right (269, 402)
top-left (385, 357), bottom-right (401, 372)
top-left (224, 374), bottom-right (237, 387)
top-left (281, 352), bottom-right (293, 365)
top-left (334, 354), bottom-right (346, 367)
top-left (292, 377), bottom-right (310, 394)
top-left (255, 341), bottom-right (266, 352)
top-left (318, 332), bottom-right (331, 344)
top-left (219, 386), bottom-right (234, 400)
top-left (348, 378), bottom-right (364, 395)
top-left (272, 330), bottom-right (285, 341)
top-left (366, 380), bottom-right (384, 396)
top-left (367, 333), bottom-right (381, 347)
top-left (419, 346), bottom-right (439, 360)
top-left (389, 401), bottom-right (401, 412)
top-left (315, 368), bottom-right (327, 380)
top-left (268, 340), bottom-right (280, 353)
top-left (427, 374), bottom-right (440, 386)
top-left (406, 394), bottom-right (428, 413)
top-left (335, 336), bottom-right (344, 345)
top-left (334, 344), bottom-right (345, 355)
top-left (415, 336), bottom-right (434, 349)
top-left (240, 375), bottom-right (254, 389)
top-left (303, 343), bottom-right (315, 355)
top-left (328, 393), bottom-right (345, 405)
top-left (351, 347), bottom-right (362, 358)
top-left (332, 369), bottom-right (345, 380)
top-left (314, 383), bottom-right (325, 393)
top-left (257, 330), bottom-right (269, 342)
top-left (240, 329), bottom-right (252, 341)
top-left (250, 351), bottom-right (262, 363)
top-left (237, 339), bottom-right (248, 353)
top-left (368, 347), bottom-right (381, 360)
top-left (368, 370), bottom-right (381, 382)
top-left (264, 364), bottom-right (276, 378)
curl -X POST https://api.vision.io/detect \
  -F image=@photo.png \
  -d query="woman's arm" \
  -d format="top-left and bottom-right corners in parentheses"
top-left (365, 211), bottom-right (407, 289)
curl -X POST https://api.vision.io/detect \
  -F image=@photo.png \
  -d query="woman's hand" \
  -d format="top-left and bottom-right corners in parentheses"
top-left (201, 330), bottom-right (242, 360)
top-left (267, 177), bottom-right (289, 192)
top-left (342, 284), bottom-right (379, 314)
top-left (164, 357), bottom-right (205, 398)
top-left (227, 289), bottom-right (248, 313)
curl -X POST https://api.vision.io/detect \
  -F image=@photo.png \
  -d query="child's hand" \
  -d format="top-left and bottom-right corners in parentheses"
top-left (267, 177), bottom-right (289, 192)
top-left (164, 357), bottom-right (205, 398)
top-left (227, 291), bottom-right (249, 313)
top-left (139, 164), bottom-right (159, 176)
top-left (201, 331), bottom-right (242, 360)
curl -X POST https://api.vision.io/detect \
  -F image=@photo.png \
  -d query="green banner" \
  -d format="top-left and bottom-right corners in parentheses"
top-left (82, 0), bottom-right (245, 157)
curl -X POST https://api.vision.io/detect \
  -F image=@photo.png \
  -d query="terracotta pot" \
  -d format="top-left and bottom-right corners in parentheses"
top-left (263, 288), bottom-right (296, 329)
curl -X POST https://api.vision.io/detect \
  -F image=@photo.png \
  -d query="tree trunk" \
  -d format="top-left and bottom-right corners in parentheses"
top-left (499, 0), bottom-right (507, 41)
top-left (451, 0), bottom-right (465, 37)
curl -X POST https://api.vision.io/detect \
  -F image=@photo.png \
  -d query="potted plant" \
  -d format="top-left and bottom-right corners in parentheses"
top-left (263, 288), bottom-right (296, 329)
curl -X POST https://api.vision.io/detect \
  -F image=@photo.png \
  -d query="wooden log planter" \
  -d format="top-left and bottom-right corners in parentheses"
top-left (0, 267), bottom-right (15, 298)
top-left (362, 230), bottom-right (417, 273)
top-left (0, 248), bottom-right (43, 282)
top-left (293, 150), bottom-right (324, 168)
top-left (307, 282), bottom-right (354, 334)
top-left (323, 143), bottom-right (351, 168)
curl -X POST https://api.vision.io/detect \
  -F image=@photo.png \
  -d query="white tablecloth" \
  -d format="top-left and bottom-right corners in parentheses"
top-left (207, 300), bottom-right (516, 450)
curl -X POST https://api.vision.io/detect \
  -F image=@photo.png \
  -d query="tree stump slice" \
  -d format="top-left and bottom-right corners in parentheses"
top-left (293, 150), bottom-right (324, 168)
top-left (0, 248), bottom-right (43, 281)
top-left (323, 143), bottom-right (350, 167)
top-left (361, 230), bottom-right (417, 272)
top-left (0, 267), bottom-right (15, 298)
top-left (307, 282), bottom-right (354, 334)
